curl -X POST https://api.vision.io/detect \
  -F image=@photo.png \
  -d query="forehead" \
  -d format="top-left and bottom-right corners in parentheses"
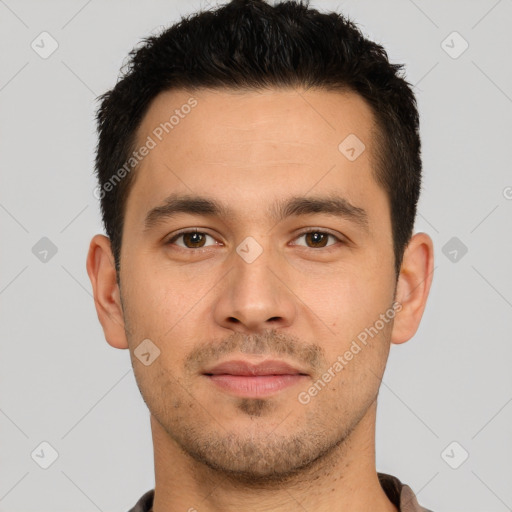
top-left (137, 86), bottom-right (376, 164)
top-left (126, 86), bottom-right (387, 230)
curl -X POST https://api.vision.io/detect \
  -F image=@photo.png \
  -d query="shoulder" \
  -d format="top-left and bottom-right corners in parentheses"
top-left (126, 489), bottom-right (155, 512)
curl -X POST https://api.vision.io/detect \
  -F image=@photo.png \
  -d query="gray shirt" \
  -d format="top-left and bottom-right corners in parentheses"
top-left (127, 472), bottom-right (433, 511)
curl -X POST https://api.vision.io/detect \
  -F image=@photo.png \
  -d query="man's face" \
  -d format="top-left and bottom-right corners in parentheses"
top-left (119, 87), bottom-right (397, 479)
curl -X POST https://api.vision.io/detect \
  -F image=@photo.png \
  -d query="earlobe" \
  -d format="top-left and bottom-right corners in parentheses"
top-left (86, 234), bottom-right (129, 349)
top-left (391, 232), bottom-right (434, 345)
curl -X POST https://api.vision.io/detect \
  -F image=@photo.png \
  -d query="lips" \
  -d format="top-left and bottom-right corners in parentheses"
top-left (203, 359), bottom-right (309, 398)
top-left (204, 359), bottom-right (307, 377)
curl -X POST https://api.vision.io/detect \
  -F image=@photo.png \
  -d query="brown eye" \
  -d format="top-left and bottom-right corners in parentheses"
top-left (305, 231), bottom-right (329, 248)
top-left (182, 232), bottom-right (206, 248)
top-left (294, 230), bottom-right (339, 248)
top-left (168, 231), bottom-right (216, 249)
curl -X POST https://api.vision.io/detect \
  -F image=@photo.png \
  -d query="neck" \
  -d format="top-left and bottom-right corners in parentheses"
top-left (150, 401), bottom-right (398, 512)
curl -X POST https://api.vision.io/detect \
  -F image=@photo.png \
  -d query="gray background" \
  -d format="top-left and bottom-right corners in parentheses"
top-left (1, 0), bottom-right (511, 510)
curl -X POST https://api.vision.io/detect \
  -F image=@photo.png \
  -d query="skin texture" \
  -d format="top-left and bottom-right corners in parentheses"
top-left (87, 87), bottom-right (434, 512)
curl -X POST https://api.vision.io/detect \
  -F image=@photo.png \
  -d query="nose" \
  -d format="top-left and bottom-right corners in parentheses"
top-left (213, 242), bottom-right (297, 334)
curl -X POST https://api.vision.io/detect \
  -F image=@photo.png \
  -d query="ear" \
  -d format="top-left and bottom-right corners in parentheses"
top-left (391, 232), bottom-right (434, 345)
top-left (86, 234), bottom-right (129, 349)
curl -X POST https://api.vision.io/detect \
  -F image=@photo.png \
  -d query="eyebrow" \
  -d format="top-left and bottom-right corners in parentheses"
top-left (144, 193), bottom-right (369, 232)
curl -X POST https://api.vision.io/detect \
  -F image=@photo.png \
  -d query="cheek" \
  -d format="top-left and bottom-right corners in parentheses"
top-left (121, 266), bottom-right (214, 370)
top-left (296, 265), bottom-right (394, 354)
top-left (122, 256), bottom-right (193, 320)
top-left (293, 266), bottom-right (361, 317)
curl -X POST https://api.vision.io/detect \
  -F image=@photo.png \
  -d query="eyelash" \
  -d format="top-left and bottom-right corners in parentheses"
top-left (165, 229), bottom-right (345, 250)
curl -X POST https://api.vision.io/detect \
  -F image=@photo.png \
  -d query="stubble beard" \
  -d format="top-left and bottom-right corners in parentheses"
top-left (125, 313), bottom-right (385, 487)
top-left (147, 372), bottom-right (375, 487)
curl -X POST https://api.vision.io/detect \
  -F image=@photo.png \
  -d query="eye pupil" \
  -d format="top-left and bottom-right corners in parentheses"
top-left (306, 232), bottom-right (328, 248)
top-left (184, 232), bottom-right (205, 248)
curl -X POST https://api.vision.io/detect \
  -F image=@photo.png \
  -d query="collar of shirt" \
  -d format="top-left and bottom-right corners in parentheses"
top-left (127, 472), bottom-right (434, 512)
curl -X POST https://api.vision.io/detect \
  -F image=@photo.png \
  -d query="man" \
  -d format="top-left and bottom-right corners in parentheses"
top-left (86, 0), bottom-right (434, 510)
